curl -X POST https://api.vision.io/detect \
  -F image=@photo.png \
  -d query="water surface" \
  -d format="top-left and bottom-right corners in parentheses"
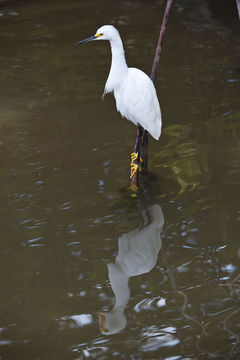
top-left (0, 0), bottom-right (239, 359)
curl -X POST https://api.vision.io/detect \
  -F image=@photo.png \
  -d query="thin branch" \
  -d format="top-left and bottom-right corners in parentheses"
top-left (131, 0), bottom-right (174, 186)
top-left (151, 0), bottom-right (175, 82)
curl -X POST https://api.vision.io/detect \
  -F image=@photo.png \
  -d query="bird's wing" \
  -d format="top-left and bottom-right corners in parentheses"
top-left (122, 68), bottom-right (162, 140)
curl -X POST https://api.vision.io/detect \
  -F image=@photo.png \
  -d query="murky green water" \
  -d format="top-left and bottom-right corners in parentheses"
top-left (0, 0), bottom-right (239, 359)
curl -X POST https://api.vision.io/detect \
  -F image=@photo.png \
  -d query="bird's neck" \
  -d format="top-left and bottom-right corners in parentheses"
top-left (107, 263), bottom-right (130, 308)
top-left (105, 36), bottom-right (128, 94)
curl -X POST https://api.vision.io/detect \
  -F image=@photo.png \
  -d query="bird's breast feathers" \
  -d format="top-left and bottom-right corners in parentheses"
top-left (113, 68), bottom-right (162, 140)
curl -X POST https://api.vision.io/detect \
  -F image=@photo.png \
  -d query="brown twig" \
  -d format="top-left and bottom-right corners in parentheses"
top-left (151, 0), bottom-right (175, 82)
top-left (131, 0), bottom-right (174, 187)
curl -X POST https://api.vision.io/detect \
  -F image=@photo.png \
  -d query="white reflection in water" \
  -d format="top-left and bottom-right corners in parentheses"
top-left (140, 334), bottom-right (179, 352)
top-left (99, 204), bottom-right (164, 335)
top-left (134, 296), bottom-right (166, 313)
top-left (140, 325), bottom-right (179, 352)
top-left (59, 314), bottom-right (93, 329)
top-left (0, 340), bottom-right (12, 345)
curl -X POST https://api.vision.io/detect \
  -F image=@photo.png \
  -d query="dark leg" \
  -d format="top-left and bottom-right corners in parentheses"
top-left (136, 125), bottom-right (143, 164)
top-left (140, 130), bottom-right (148, 171)
top-left (134, 125), bottom-right (143, 158)
top-left (130, 125), bottom-right (143, 182)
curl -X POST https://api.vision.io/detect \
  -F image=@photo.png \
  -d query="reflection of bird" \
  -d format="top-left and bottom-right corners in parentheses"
top-left (98, 204), bottom-right (164, 335)
top-left (76, 25), bottom-right (162, 176)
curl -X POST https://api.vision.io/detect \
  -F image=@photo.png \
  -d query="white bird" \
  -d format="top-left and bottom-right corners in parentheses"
top-left (76, 25), bottom-right (162, 177)
top-left (98, 204), bottom-right (164, 335)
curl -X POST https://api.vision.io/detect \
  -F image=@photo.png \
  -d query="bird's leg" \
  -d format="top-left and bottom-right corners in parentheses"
top-left (140, 130), bottom-right (148, 171)
top-left (130, 125), bottom-right (143, 180)
top-left (136, 125), bottom-right (143, 163)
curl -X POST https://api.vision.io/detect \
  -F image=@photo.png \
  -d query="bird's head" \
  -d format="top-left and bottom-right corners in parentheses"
top-left (76, 25), bottom-right (119, 45)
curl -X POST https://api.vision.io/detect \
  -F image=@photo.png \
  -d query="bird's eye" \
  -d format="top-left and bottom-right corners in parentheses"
top-left (95, 33), bottom-right (103, 38)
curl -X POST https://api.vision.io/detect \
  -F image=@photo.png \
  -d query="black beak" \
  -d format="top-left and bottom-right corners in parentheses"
top-left (75, 35), bottom-right (96, 45)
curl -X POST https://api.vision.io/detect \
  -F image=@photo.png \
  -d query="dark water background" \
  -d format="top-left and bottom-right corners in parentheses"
top-left (0, 0), bottom-right (239, 359)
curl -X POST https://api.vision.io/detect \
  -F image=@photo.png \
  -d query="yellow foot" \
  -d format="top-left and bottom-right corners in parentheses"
top-left (130, 163), bottom-right (140, 179)
top-left (131, 152), bottom-right (138, 165)
top-left (130, 152), bottom-right (143, 179)
top-left (130, 152), bottom-right (143, 164)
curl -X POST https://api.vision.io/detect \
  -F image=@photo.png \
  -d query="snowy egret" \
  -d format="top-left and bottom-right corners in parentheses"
top-left (76, 25), bottom-right (162, 177)
top-left (98, 204), bottom-right (164, 334)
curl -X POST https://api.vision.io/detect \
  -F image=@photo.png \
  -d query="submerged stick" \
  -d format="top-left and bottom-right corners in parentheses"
top-left (131, 0), bottom-right (174, 187)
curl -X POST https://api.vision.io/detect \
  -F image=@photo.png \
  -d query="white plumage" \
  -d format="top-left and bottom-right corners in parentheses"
top-left (77, 25), bottom-right (162, 140)
top-left (99, 204), bottom-right (164, 335)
